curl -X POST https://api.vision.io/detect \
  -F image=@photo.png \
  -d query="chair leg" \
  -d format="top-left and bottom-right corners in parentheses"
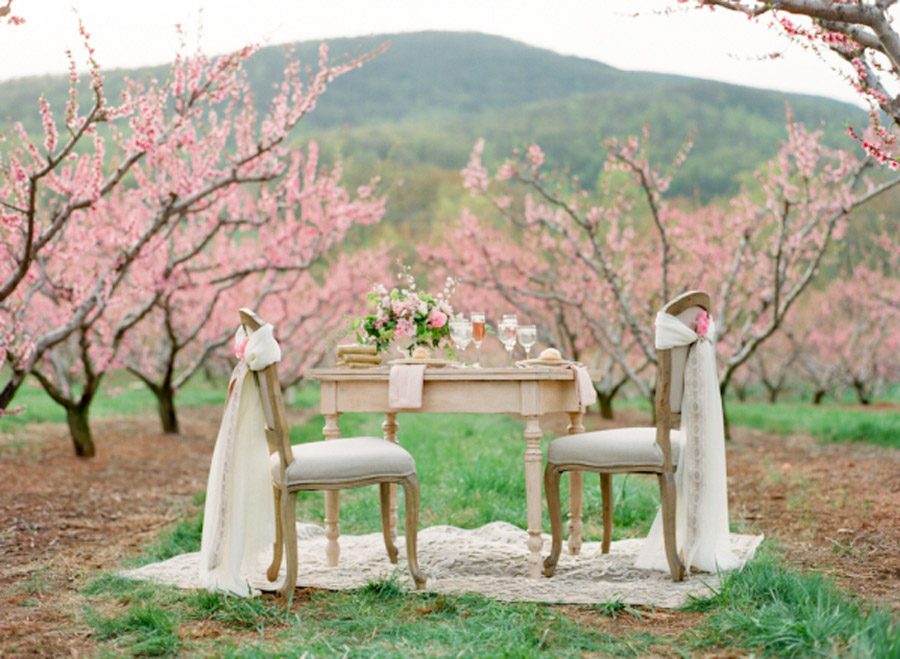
top-left (658, 473), bottom-right (684, 582)
top-left (400, 475), bottom-right (426, 589)
top-left (280, 489), bottom-right (299, 604)
top-left (543, 464), bottom-right (564, 577)
top-left (267, 486), bottom-right (284, 582)
top-left (600, 473), bottom-right (612, 554)
top-left (380, 483), bottom-right (399, 564)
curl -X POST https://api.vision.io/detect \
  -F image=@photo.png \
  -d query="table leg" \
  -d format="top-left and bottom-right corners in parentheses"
top-left (567, 411), bottom-right (585, 555)
top-left (323, 413), bottom-right (341, 567)
top-left (382, 412), bottom-right (399, 543)
top-left (523, 415), bottom-right (544, 579)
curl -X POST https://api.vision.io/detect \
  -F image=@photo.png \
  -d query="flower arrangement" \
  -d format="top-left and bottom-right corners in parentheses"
top-left (353, 268), bottom-right (456, 354)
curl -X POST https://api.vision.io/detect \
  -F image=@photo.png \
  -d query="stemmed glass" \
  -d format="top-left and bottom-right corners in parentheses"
top-left (517, 324), bottom-right (537, 360)
top-left (470, 312), bottom-right (485, 368)
top-left (449, 318), bottom-right (473, 365)
top-left (498, 314), bottom-right (518, 365)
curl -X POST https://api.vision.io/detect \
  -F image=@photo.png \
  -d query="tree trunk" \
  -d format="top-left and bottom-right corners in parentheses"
top-left (734, 384), bottom-right (748, 402)
top-left (0, 372), bottom-right (25, 409)
top-left (766, 385), bottom-right (780, 404)
top-left (66, 405), bottom-right (95, 458)
top-left (157, 384), bottom-right (180, 434)
top-left (812, 389), bottom-right (827, 405)
top-left (853, 380), bottom-right (871, 405)
top-left (597, 391), bottom-right (615, 419)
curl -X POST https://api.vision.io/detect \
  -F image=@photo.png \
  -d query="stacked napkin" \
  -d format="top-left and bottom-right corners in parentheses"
top-left (336, 344), bottom-right (383, 368)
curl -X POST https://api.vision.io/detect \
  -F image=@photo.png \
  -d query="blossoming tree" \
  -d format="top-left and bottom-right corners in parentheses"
top-left (0, 26), bottom-right (384, 454)
top-left (457, 119), bottom-right (900, 424)
top-left (680, 0), bottom-right (899, 167)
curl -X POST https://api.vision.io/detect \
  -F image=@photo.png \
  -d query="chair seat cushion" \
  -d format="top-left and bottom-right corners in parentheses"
top-left (271, 437), bottom-right (416, 485)
top-left (547, 428), bottom-right (683, 469)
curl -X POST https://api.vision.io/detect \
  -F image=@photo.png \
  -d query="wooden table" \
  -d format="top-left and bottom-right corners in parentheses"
top-left (305, 366), bottom-right (587, 578)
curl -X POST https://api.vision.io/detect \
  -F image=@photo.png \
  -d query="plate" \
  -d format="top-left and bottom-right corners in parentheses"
top-left (516, 358), bottom-right (570, 368)
top-left (389, 358), bottom-right (454, 368)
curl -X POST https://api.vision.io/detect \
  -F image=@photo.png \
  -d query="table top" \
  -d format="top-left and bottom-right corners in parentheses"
top-left (306, 366), bottom-right (577, 382)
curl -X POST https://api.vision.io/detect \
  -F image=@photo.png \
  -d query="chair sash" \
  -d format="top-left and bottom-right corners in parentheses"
top-left (635, 312), bottom-right (740, 573)
top-left (198, 324), bottom-right (281, 596)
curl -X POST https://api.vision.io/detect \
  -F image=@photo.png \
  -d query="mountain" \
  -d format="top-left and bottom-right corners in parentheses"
top-left (0, 31), bottom-right (868, 206)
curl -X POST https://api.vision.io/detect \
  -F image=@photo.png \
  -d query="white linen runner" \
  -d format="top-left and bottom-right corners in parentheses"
top-left (635, 312), bottom-right (740, 574)
top-left (198, 324), bottom-right (281, 596)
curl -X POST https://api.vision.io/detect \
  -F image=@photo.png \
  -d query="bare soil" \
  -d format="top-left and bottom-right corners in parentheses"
top-left (0, 408), bottom-right (897, 656)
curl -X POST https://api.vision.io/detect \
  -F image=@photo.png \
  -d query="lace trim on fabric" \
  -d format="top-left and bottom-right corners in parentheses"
top-left (206, 360), bottom-right (248, 571)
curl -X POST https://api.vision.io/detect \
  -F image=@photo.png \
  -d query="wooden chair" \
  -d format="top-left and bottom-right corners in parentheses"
top-left (543, 291), bottom-right (711, 582)
top-left (238, 309), bottom-right (426, 604)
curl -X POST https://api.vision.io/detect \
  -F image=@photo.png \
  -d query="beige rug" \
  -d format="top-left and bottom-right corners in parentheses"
top-left (120, 522), bottom-right (763, 608)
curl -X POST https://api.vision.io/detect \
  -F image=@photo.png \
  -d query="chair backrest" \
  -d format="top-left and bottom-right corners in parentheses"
top-left (654, 289), bottom-right (711, 426)
top-left (238, 308), bottom-right (294, 469)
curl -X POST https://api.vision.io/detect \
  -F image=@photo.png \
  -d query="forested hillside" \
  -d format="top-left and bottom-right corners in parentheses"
top-left (0, 31), bottom-right (869, 218)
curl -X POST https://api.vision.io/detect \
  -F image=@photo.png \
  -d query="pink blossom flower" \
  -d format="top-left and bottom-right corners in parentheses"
top-left (694, 310), bottom-right (710, 337)
top-left (428, 309), bottom-right (448, 329)
top-left (395, 318), bottom-right (414, 338)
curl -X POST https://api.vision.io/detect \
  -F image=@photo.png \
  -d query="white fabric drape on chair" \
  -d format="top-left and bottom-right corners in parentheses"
top-left (635, 312), bottom-right (740, 574)
top-left (198, 324), bottom-right (281, 596)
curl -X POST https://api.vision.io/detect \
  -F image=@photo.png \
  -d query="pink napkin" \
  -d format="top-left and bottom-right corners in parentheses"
top-left (389, 364), bottom-right (427, 409)
top-left (567, 364), bottom-right (597, 411)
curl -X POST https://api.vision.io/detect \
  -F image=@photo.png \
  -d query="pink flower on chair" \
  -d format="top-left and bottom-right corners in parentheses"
top-left (694, 310), bottom-right (711, 337)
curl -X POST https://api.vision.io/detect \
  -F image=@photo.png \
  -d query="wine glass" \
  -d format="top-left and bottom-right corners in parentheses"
top-left (498, 314), bottom-right (518, 365)
top-left (470, 312), bottom-right (485, 368)
top-left (449, 318), bottom-right (473, 364)
top-left (517, 324), bottom-right (537, 359)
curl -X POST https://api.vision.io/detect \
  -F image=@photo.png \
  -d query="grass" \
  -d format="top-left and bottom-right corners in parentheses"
top-left (0, 373), bottom-right (319, 431)
top-left (618, 395), bottom-right (900, 449)
top-left (6, 373), bottom-right (894, 653)
top-left (725, 400), bottom-right (900, 449)
top-left (82, 572), bottom-right (663, 657)
top-left (288, 410), bottom-right (661, 539)
top-left (687, 548), bottom-right (899, 657)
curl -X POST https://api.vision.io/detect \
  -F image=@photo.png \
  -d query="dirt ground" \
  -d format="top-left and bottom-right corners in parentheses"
top-left (0, 408), bottom-right (897, 656)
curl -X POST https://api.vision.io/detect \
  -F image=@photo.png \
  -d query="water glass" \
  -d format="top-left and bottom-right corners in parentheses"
top-left (517, 325), bottom-right (537, 359)
top-left (498, 314), bottom-right (518, 364)
top-left (449, 318), bottom-right (473, 363)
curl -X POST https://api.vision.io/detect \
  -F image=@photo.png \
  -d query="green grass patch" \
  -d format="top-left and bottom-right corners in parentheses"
top-left (618, 396), bottom-right (900, 448)
top-left (133, 513), bottom-right (204, 567)
top-left (0, 375), bottom-right (320, 430)
top-left (288, 411), bottom-right (660, 539)
top-left (83, 572), bottom-right (661, 657)
top-left (687, 550), bottom-right (899, 657)
top-left (85, 601), bottom-right (181, 656)
top-left (725, 401), bottom-right (900, 448)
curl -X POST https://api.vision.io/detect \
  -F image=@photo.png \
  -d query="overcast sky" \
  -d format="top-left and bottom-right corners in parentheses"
top-left (0, 0), bottom-right (865, 106)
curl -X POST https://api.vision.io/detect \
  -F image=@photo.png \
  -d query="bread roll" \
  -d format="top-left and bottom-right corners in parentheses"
top-left (539, 347), bottom-right (562, 361)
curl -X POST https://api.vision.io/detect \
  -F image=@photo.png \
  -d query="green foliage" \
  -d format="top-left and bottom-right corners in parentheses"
top-left (686, 550), bottom-right (899, 657)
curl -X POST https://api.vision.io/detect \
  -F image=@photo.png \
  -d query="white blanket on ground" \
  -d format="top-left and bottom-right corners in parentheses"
top-left (198, 324), bottom-right (281, 596)
top-left (635, 312), bottom-right (740, 574)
